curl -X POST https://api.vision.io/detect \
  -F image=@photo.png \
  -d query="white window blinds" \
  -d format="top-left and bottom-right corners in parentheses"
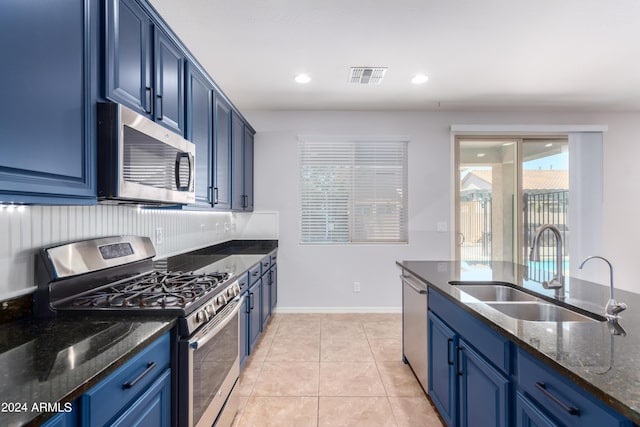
top-left (299, 139), bottom-right (408, 244)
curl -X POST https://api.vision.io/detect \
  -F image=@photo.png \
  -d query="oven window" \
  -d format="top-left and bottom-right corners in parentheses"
top-left (192, 311), bottom-right (239, 424)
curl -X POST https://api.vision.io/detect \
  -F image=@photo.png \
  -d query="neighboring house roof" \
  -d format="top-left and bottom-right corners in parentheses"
top-left (461, 169), bottom-right (568, 191)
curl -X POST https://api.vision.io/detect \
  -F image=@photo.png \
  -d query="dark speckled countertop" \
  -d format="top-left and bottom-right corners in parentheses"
top-left (0, 316), bottom-right (174, 427)
top-left (397, 260), bottom-right (640, 424)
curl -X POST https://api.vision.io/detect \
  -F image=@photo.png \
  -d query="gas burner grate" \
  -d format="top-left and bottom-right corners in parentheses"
top-left (69, 271), bottom-right (230, 309)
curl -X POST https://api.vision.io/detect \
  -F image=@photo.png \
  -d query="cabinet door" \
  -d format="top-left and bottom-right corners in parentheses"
top-left (248, 280), bottom-right (262, 352)
top-left (185, 63), bottom-right (213, 206)
top-left (231, 112), bottom-right (245, 210)
top-left (154, 29), bottom-right (185, 135)
top-left (111, 369), bottom-right (171, 427)
top-left (105, 0), bottom-right (152, 117)
top-left (269, 264), bottom-right (277, 312)
top-left (0, 0), bottom-right (95, 204)
top-left (243, 127), bottom-right (255, 211)
top-left (516, 392), bottom-right (559, 427)
top-left (240, 292), bottom-right (249, 368)
top-left (213, 93), bottom-right (232, 210)
top-left (458, 340), bottom-right (509, 427)
top-left (261, 272), bottom-right (271, 326)
top-left (428, 312), bottom-right (457, 427)
top-left (41, 402), bottom-right (77, 427)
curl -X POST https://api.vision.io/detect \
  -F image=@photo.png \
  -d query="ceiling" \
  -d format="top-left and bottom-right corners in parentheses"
top-left (149, 0), bottom-right (640, 112)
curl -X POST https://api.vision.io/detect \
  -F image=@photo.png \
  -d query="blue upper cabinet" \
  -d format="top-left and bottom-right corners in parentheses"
top-left (243, 128), bottom-right (255, 211)
top-left (186, 63), bottom-right (213, 206)
top-left (105, 0), bottom-right (152, 117)
top-left (154, 29), bottom-right (185, 135)
top-left (213, 93), bottom-right (232, 210)
top-left (106, 0), bottom-right (185, 136)
top-left (0, 0), bottom-right (96, 204)
top-left (231, 113), bottom-right (255, 212)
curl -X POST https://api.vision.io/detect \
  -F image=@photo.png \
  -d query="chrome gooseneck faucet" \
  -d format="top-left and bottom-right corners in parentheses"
top-left (579, 255), bottom-right (627, 320)
top-left (529, 224), bottom-right (564, 290)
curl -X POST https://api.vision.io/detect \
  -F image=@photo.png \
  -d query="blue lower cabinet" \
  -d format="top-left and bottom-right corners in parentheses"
top-left (429, 310), bottom-right (510, 427)
top-left (516, 392), bottom-right (559, 427)
top-left (80, 332), bottom-right (170, 426)
top-left (261, 272), bottom-right (271, 327)
top-left (41, 402), bottom-right (78, 427)
top-left (240, 290), bottom-right (250, 368)
top-left (428, 312), bottom-right (457, 427)
top-left (248, 278), bottom-right (262, 353)
top-left (110, 369), bottom-right (171, 427)
top-left (458, 340), bottom-right (509, 427)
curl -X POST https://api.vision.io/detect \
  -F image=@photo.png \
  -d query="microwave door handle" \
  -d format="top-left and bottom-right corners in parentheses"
top-left (174, 152), bottom-right (192, 191)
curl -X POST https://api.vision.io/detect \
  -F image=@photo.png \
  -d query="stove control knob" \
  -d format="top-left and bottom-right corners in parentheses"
top-left (226, 288), bottom-right (235, 297)
top-left (196, 310), bottom-right (207, 323)
top-left (217, 295), bottom-right (226, 305)
top-left (205, 305), bottom-right (214, 316)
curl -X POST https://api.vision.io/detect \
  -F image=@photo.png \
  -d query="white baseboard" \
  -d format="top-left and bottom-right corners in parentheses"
top-left (273, 307), bottom-right (402, 314)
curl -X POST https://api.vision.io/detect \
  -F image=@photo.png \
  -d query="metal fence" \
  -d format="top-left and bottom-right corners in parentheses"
top-left (459, 198), bottom-right (492, 263)
top-left (523, 191), bottom-right (569, 283)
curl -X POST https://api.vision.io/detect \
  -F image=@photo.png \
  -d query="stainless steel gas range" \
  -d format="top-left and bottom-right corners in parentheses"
top-left (35, 235), bottom-right (242, 427)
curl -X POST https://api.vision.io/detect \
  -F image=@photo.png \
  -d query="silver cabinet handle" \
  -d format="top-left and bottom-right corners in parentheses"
top-left (400, 275), bottom-right (427, 294)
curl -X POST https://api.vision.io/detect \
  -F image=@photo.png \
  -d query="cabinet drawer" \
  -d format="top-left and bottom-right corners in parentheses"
top-left (249, 264), bottom-right (261, 284)
top-left (517, 349), bottom-right (630, 426)
top-left (81, 332), bottom-right (170, 427)
top-left (429, 288), bottom-right (511, 374)
top-left (237, 272), bottom-right (249, 293)
top-left (260, 256), bottom-right (271, 275)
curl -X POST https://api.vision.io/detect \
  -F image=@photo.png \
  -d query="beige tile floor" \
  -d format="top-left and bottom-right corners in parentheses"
top-left (231, 313), bottom-right (444, 427)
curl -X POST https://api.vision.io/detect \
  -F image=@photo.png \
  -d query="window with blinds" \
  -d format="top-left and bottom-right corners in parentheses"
top-left (299, 139), bottom-right (408, 244)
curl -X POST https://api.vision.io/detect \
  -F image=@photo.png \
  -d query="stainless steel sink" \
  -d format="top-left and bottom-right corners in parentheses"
top-left (451, 282), bottom-right (602, 322)
top-left (454, 284), bottom-right (539, 302)
top-left (485, 302), bottom-right (598, 322)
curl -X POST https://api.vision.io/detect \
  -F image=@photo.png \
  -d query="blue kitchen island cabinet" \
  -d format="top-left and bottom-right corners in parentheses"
top-left (106, 0), bottom-right (185, 136)
top-left (0, 0), bottom-right (96, 205)
top-left (428, 288), bottom-right (512, 427)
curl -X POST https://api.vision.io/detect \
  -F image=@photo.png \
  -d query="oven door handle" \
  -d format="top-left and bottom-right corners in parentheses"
top-left (190, 296), bottom-right (244, 350)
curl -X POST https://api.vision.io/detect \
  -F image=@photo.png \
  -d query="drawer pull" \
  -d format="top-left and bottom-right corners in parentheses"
top-left (447, 338), bottom-right (453, 366)
top-left (122, 362), bottom-right (156, 390)
top-left (456, 346), bottom-right (463, 376)
top-left (252, 271), bottom-right (259, 276)
top-left (535, 382), bottom-right (580, 416)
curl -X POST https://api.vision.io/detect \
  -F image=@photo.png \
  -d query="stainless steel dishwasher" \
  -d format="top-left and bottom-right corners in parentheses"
top-left (401, 271), bottom-right (428, 393)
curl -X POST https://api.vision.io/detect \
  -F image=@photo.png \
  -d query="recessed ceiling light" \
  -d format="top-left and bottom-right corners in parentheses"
top-left (294, 74), bottom-right (311, 84)
top-left (545, 143), bottom-right (553, 147)
top-left (477, 153), bottom-right (486, 158)
top-left (411, 74), bottom-right (429, 84)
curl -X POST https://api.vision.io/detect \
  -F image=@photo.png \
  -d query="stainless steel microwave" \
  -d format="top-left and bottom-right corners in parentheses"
top-left (97, 103), bottom-right (195, 205)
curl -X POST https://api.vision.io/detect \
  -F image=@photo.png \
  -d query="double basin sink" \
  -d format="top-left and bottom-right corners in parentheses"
top-left (451, 282), bottom-right (604, 322)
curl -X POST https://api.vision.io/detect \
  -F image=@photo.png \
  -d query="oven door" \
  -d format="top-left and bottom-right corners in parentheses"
top-left (180, 296), bottom-right (243, 427)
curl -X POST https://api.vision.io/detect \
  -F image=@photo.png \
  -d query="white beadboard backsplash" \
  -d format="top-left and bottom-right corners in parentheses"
top-left (0, 205), bottom-right (277, 300)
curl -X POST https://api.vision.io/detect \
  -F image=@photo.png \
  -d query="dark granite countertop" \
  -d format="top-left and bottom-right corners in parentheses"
top-left (396, 260), bottom-right (640, 424)
top-left (0, 316), bottom-right (174, 427)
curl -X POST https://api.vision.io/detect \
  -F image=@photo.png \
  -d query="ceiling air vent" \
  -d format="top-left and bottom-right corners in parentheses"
top-left (349, 67), bottom-right (387, 85)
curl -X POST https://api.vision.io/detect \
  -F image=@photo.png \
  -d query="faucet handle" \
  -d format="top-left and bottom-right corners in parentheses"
top-left (542, 276), bottom-right (563, 289)
top-left (606, 299), bottom-right (627, 319)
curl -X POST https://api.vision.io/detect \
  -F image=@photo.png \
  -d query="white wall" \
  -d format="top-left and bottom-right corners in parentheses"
top-left (245, 109), bottom-right (640, 311)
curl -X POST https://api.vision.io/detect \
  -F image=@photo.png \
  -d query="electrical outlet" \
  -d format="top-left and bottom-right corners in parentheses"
top-left (155, 227), bottom-right (163, 245)
top-left (353, 282), bottom-right (361, 293)
top-left (437, 222), bottom-right (448, 232)
top-left (224, 222), bottom-right (230, 232)
top-left (215, 223), bottom-right (221, 234)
